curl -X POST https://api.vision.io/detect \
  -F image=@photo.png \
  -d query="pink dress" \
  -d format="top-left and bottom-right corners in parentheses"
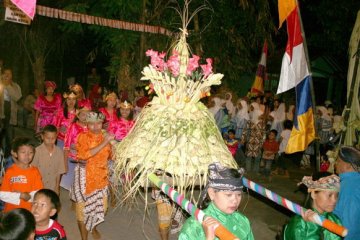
top-left (109, 118), bottom-right (135, 141)
top-left (53, 109), bottom-right (77, 141)
top-left (99, 107), bottom-right (119, 132)
top-left (34, 93), bottom-right (62, 132)
top-left (60, 122), bottom-right (87, 190)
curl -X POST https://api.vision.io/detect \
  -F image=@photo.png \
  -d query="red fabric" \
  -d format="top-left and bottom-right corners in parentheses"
top-left (136, 96), bottom-right (149, 108)
top-left (89, 84), bottom-right (102, 109)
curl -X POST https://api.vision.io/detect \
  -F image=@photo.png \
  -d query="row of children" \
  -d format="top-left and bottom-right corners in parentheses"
top-left (0, 135), bottom-right (66, 239)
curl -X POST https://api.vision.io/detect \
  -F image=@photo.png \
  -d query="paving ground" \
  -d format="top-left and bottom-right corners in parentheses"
top-left (15, 126), bottom-right (313, 240)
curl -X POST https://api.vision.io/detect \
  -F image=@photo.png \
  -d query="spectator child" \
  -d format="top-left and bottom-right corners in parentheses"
top-left (225, 129), bottom-right (239, 157)
top-left (262, 129), bottom-right (279, 180)
top-left (71, 111), bottom-right (113, 240)
top-left (0, 137), bottom-right (43, 212)
top-left (0, 208), bottom-right (36, 240)
top-left (32, 125), bottom-right (66, 195)
top-left (31, 189), bottom-right (66, 240)
top-left (272, 120), bottom-right (293, 178)
top-left (179, 162), bottom-right (254, 240)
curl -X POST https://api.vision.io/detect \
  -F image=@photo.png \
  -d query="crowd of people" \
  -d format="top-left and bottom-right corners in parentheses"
top-left (0, 67), bottom-right (359, 240)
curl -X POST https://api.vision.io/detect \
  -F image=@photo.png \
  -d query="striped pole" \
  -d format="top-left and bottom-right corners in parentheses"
top-left (242, 177), bottom-right (347, 237)
top-left (148, 173), bottom-right (239, 240)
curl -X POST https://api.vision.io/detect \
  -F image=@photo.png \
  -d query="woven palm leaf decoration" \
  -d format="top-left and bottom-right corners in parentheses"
top-left (114, 1), bottom-right (237, 203)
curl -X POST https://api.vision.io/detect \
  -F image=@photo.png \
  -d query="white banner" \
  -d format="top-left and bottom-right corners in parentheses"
top-left (5, 0), bottom-right (31, 25)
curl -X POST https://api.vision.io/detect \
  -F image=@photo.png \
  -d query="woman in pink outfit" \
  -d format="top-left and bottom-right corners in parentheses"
top-left (34, 81), bottom-right (62, 133)
top-left (53, 90), bottom-right (78, 149)
top-left (110, 101), bottom-right (135, 141)
top-left (99, 92), bottom-right (119, 132)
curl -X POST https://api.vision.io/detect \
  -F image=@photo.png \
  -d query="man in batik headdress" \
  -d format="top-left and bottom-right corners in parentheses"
top-left (71, 111), bottom-right (114, 240)
top-left (334, 146), bottom-right (360, 240)
top-left (179, 162), bottom-right (254, 240)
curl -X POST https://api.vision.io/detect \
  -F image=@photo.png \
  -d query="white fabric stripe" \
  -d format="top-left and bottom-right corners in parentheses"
top-left (277, 43), bottom-right (309, 94)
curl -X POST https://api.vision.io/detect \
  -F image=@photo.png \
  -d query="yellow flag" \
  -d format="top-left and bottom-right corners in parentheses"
top-left (278, 0), bottom-right (297, 28)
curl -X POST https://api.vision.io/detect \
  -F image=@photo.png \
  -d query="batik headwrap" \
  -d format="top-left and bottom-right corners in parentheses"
top-left (299, 174), bottom-right (340, 192)
top-left (200, 162), bottom-right (244, 203)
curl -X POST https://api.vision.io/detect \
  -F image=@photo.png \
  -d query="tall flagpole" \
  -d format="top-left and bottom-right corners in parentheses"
top-left (295, 0), bottom-right (320, 171)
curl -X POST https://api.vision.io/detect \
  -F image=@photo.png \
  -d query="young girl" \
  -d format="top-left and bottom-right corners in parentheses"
top-left (99, 92), bottom-right (119, 132)
top-left (59, 106), bottom-right (89, 191)
top-left (269, 99), bottom-right (286, 140)
top-left (53, 90), bottom-right (77, 149)
top-left (110, 101), bottom-right (135, 141)
top-left (70, 84), bottom-right (92, 110)
top-left (284, 173), bottom-right (342, 240)
top-left (34, 81), bottom-right (62, 133)
top-left (241, 102), bottom-right (265, 173)
top-left (179, 162), bottom-right (254, 240)
top-left (224, 129), bottom-right (239, 157)
top-left (272, 120), bottom-right (293, 177)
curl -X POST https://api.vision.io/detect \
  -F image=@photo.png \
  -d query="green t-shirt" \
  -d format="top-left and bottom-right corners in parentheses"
top-left (179, 202), bottom-right (254, 240)
top-left (284, 210), bottom-right (343, 240)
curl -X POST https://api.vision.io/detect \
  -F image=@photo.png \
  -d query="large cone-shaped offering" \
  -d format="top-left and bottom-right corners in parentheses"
top-left (114, 29), bottom-right (237, 202)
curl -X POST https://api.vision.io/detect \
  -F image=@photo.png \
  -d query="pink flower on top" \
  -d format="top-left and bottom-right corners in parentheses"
top-left (167, 51), bottom-right (180, 77)
top-left (146, 49), bottom-right (166, 71)
top-left (200, 58), bottom-right (213, 77)
top-left (186, 54), bottom-right (200, 76)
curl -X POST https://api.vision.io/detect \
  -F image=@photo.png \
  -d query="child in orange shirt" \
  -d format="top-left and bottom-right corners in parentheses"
top-left (0, 137), bottom-right (43, 212)
top-left (262, 130), bottom-right (279, 181)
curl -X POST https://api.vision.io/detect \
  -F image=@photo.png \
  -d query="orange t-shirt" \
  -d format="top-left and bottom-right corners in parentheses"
top-left (76, 131), bottom-right (111, 195)
top-left (0, 164), bottom-right (43, 212)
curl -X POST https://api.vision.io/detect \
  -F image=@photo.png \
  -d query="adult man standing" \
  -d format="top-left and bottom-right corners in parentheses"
top-left (0, 68), bottom-right (22, 157)
top-left (334, 146), bottom-right (360, 240)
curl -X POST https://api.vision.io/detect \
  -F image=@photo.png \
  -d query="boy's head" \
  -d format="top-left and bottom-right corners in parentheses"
top-left (0, 208), bottom-right (36, 240)
top-left (11, 137), bottom-right (35, 167)
top-left (283, 119), bottom-right (293, 130)
top-left (31, 189), bottom-right (60, 225)
top-left (41, 125), bottom-right (58, 147)
top-left (268, 129), bottom-right (278, 140)
top-left (228, 129), bottom-right (236, 139)
top-left (86, 111), bottom-right (105, 134)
